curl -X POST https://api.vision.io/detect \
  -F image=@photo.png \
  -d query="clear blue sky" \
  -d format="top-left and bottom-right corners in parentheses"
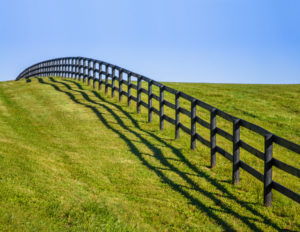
top-left (0, 0), bottom-right (299, 83)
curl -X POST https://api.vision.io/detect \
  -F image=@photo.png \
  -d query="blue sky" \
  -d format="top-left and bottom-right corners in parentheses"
top-left (0, 0), bottom-right (299, 83)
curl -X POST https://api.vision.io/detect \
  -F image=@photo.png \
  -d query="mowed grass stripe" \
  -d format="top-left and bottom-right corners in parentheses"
top-left (0, 77), bottom-right (299, 231)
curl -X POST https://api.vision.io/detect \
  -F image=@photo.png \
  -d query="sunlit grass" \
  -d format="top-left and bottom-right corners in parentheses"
top-left (0, 76), bottom-right (299, 231)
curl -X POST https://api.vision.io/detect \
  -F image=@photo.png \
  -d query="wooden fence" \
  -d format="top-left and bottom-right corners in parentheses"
top-left (16, 56), bottom-right (300, 207)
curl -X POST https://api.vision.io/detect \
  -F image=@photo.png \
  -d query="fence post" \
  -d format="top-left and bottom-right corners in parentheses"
top-left (78, 59), bottom-right (81, 81)
top-left (70, 58), bottom-right (72, 78)
top-left (105, 65), bottom-right (109, 95)
top-left (88, 60), bottom-right (92, 86)
top-left (98, 63), bottom-right (102, 90)
top-left (83, 59), bottom-right (86, 82)
top-left (264, 133), bottom-right (273, 207)
top-left (67, 59), bottom-right (69, 78)
top-left (65, 59), bottom-right (68, 78)
top-left (65, 59), bottom-right (67, 78)
top-left (70, 58), bottom-right (73, 78)
top-left (191, 99), bottom-right (196, 150)
top-left (67, 59), bottom-right (70, 78)
top-left (175, 91), bottom-right (180, 139)
top-left (50, 61), bottom-right (52, 77)
top-left (80, 58), bottom-right (83, 81)
top-left (57, 60), bottom-right (60, 78)
top-left (64, 59), bottom-right (67, 78)
top-left (93, 61), bottom-right (96, 89)
top-left (72, 58), bottom-right (75, 79)
top-left (137, 77), bottom-right (142, 113)
top-left (232, 119), bottom-right (240, 185)
top-left (77, 58), bottom-right (80, 80)
top-left (148, 80), bottom-right (152, 123)
top-left (60, 59), bottom-right (62, 78)
top-left (53, 61), bottom-right (55, 77)
top-left (55, 60), bottom-right (57, 77)
top-left (62, 59), bottom-right (64, 78)
top-left (111, 67), bottom-right (115, 98)
top-left (72, 59), bottom-right (75, 79)
top-left (210, 108), bottom-right (217, 168)
top-left (128, 73), bottom-right (131, 106)
top-left (160, 85), bottom-right (164, 131)
top-left (83, 59), bottom-right (86, 83)
top-left (49, 62), bottom-right (51, 77)
top-left (119, 70), bottom-right (123, 102)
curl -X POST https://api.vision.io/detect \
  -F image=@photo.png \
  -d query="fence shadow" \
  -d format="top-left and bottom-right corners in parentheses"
top-left (33, 77), bottom-right (286, 232)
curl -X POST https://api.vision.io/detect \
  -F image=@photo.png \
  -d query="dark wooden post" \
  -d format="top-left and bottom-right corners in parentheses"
top-left (105, 65), bottom-right (109, 95)
top-left (74, 58), bottom-right (77, 79)
top-left (72, 58), bottom-right (75, 79)
top-left (65, 58), bottom-right (69, 79)
top-left (70, 59), bottom-right (72, 78)
top-left (160, 85), bottom-right (164, 131)
top-left (128, 74), bottom-right (131, 106)
top-left (43, 62), bottom-right (45, 77)
top-left (59, 60), bottom-right (61, 77)
top-left (65, 59), bottom-right (67, 78)
top-left (65, 59), bottom-right (68, 78)
top-left (88, 60), bottom-right (92, 86)
top-left (93, 61), bottom-right (96, 89)
top-left (57, 60), bottom-right (59, 77)
top-left (210, 108), bottom-right (217, 168)
top-left (232, 119), bottom-right (240, 185)
top-left (137, 77), bottom-right (141, 113)
top-left (67, 59), bottom-right (70, 78)
top-left (191, 99), bottom-right (196, 150)
top-left (80, 59), bottom-right (82, 81)
top-left (72, 59), bottom-right (75, 79)
top-left (264, 133), bottom-right (273, 207)
top-left (59, 59), bottom-right (62, 77)
top-left (78, 58), bottom-right (82, 81)
top-left (119, 70), bottom-right (123, 102)
top-left (57, 60), bottom-right (60, 78)
top-left (76, 58), bottom-right (79, 80)
top-left (84, 59), bottom-right (86, 82)
top-left (62, 59), bottom-right (65, 78)
top-left (175, 91), bottom-right (180, 139)
top-left (59, 60), bottom-right (61, 78)
top-left (58, 60), bottom-right (61, 78)
top-left (148, 81), bottom-right (153, 123)
top-left (80, 58), bottom-right (83, 81)
top-left (71, 58), bottom-right (73, 78)
top-left (111, 67), bottom-right (115, 98)
top-left (98, 63), bottom-right (102, 90)
top-left (83, 59), bottom-right (86, 83)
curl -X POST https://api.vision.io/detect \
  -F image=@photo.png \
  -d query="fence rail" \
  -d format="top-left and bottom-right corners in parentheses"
top-left (16, 56), bottom-right (300, 207)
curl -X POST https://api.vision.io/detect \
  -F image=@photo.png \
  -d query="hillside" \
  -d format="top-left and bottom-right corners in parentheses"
top-left (0, 77), bottom-right (299, 231)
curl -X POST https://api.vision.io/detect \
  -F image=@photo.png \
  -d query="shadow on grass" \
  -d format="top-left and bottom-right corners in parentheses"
top-left (33, 76), bottom-right (285, 232)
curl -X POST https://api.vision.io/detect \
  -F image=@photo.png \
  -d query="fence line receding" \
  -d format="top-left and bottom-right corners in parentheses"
top-left (16, 56), bottom-right (300, 207)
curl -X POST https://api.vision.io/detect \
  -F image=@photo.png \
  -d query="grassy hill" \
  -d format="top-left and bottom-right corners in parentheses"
top-left (0, 76), bottom-right (299, 231)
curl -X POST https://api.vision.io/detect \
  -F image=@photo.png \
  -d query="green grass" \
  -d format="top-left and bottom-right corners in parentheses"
top-left (0, 76), bottom-right (299, 231)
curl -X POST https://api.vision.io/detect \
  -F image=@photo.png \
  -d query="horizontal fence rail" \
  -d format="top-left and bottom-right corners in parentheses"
top-left (16, 56), bottom-right (300, 207)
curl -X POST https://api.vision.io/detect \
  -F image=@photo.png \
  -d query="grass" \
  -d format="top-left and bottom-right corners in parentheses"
top-left (0, 76), bottom-right (299, 231)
